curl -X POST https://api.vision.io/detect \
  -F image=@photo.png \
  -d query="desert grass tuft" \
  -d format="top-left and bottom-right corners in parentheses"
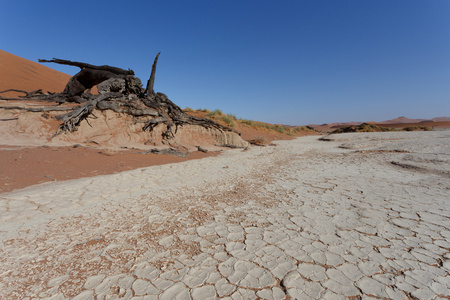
top-left (207, 109), bottom-right (223, 117)
top-left (403, 126), bottom-right (432, 131)
top-left (332, 123), bottom-right (396, 133)
top-left (240, 120), bottom-right (314, 136)
top-left (253, 136), bottom-right (267, 144)
top-left (206, 109), bottom-right (237, 127)
top-left (188, 108), bottom-right (314, 135)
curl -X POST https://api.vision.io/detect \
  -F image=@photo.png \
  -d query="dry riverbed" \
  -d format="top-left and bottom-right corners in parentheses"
top-left (1, 131), bottom-right (449, 299)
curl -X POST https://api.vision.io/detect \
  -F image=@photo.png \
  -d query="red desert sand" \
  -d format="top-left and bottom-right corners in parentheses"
top-left (0, 146), bottom-right (218, 193)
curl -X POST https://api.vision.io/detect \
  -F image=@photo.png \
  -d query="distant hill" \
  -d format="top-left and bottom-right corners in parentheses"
top-left (377, 116), bottom-right (450, 124)
top-left (0, 49), bottom-right (71, 97)
top-left (308, 116), bottom-right (450, 132)
top-left (431, 117), bottom-right (450, 122)
top-left (378, 116), bottom-right (425, 124)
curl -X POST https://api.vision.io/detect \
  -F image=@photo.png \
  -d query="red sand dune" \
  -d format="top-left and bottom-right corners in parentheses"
top-left (0, 49), bottom-right (71, 97)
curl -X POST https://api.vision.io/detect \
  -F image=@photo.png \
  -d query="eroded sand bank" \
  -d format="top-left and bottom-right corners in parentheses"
top-left (1, 131), bottom-right (449, 299)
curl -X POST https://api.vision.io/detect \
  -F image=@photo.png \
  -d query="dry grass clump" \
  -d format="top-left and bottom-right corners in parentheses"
top-left (253, 136), bottom-right (267, 144)
top-left (247, 136), bottom-right (268, 145)
top-left (183, 108), bottom-right (315, 136)
top-left (182, 107), bottom-right (210, 113)
top-left (403, 126), bottom-right (432, 131)
top-left (332, 123), bottom-right (396, 133)
top-left (332, 123), bottom-right (434, 134)
top-left (206, 109), bottom-right (237, 128)
top-left (240, 119), bottom-right (313, 136)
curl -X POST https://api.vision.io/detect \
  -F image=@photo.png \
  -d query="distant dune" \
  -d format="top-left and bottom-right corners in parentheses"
top-left (431, 117), bottom-right (450, 122)
top-left (309, 116), bottom-right (450, 132)
top-left (378, 116), bottom-right (450, 124)
top-left (0, 49), bottom-right (71, 97)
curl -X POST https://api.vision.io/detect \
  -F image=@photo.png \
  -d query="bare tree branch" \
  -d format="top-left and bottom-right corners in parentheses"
top-left (145, 52), bottom-right (160, 96)
top-left (38, 58), bottom-right (134, 75)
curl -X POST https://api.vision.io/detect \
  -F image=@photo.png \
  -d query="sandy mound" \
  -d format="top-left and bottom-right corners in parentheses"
top-left (0, 107), bottom-right (248, 151)
top-left (0, 50), bottom-right (249, 151)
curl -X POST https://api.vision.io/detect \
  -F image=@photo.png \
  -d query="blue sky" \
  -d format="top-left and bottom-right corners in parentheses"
top-left (1, 1), bottom-right (449, 125)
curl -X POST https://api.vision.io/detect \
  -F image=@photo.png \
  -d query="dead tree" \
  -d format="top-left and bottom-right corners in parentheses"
top-left (0, 53), bottom-right (240, 145)
top-left (38, 58), bottom-right (136, 103)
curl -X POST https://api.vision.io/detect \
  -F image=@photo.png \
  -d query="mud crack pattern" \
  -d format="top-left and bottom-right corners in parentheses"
top-left (0, 131), bottom-right (449, 299)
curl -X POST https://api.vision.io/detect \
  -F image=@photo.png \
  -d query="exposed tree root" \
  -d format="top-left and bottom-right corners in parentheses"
top-left (0, 105), bottom-right (72, 112)
top-left (0, 89), bottom-right (45, 97)
top-left (54, 92), bottom-right (120, 134)
top-left (143, 148), bottom-right (189, 158)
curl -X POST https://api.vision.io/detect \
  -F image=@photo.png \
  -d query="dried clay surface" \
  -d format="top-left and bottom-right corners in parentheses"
top-left (1, 131), bottom-right (449, 299)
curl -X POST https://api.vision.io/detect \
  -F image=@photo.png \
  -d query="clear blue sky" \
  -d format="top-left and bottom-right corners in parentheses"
top-left (1, 1), bottom-right (449, 125)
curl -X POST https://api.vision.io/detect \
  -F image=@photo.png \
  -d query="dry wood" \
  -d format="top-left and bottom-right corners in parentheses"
top-left (38, 58), bottom-right (134, 75)
top-left (196, 146), bottom-right (208, 153)
top-left (144, 148), bottom-right (188, 157)
top-left (0, 89), bottom-right (44, 97)
top-left (0, 105), bottom-right (73, 112)
top-left (54, 92), bottom-right (121, 134)
top-left (145, 52), bottom-right (160, 96)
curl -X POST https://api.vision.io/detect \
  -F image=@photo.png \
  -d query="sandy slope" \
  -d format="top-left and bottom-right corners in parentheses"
top-left (1, 131), bottom-right (449, 299)
top-left (0, 49), bottom-right (70, 96)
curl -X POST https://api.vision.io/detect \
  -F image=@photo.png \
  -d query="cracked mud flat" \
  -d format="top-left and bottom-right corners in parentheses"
top-left (1, 131), bottom-right (449, 299)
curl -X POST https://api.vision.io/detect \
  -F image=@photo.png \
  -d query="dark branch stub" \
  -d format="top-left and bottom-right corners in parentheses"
top-left (0, 52), bottom-right (242, 146)
top-left (145, 52), bottom-right (160, 96)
